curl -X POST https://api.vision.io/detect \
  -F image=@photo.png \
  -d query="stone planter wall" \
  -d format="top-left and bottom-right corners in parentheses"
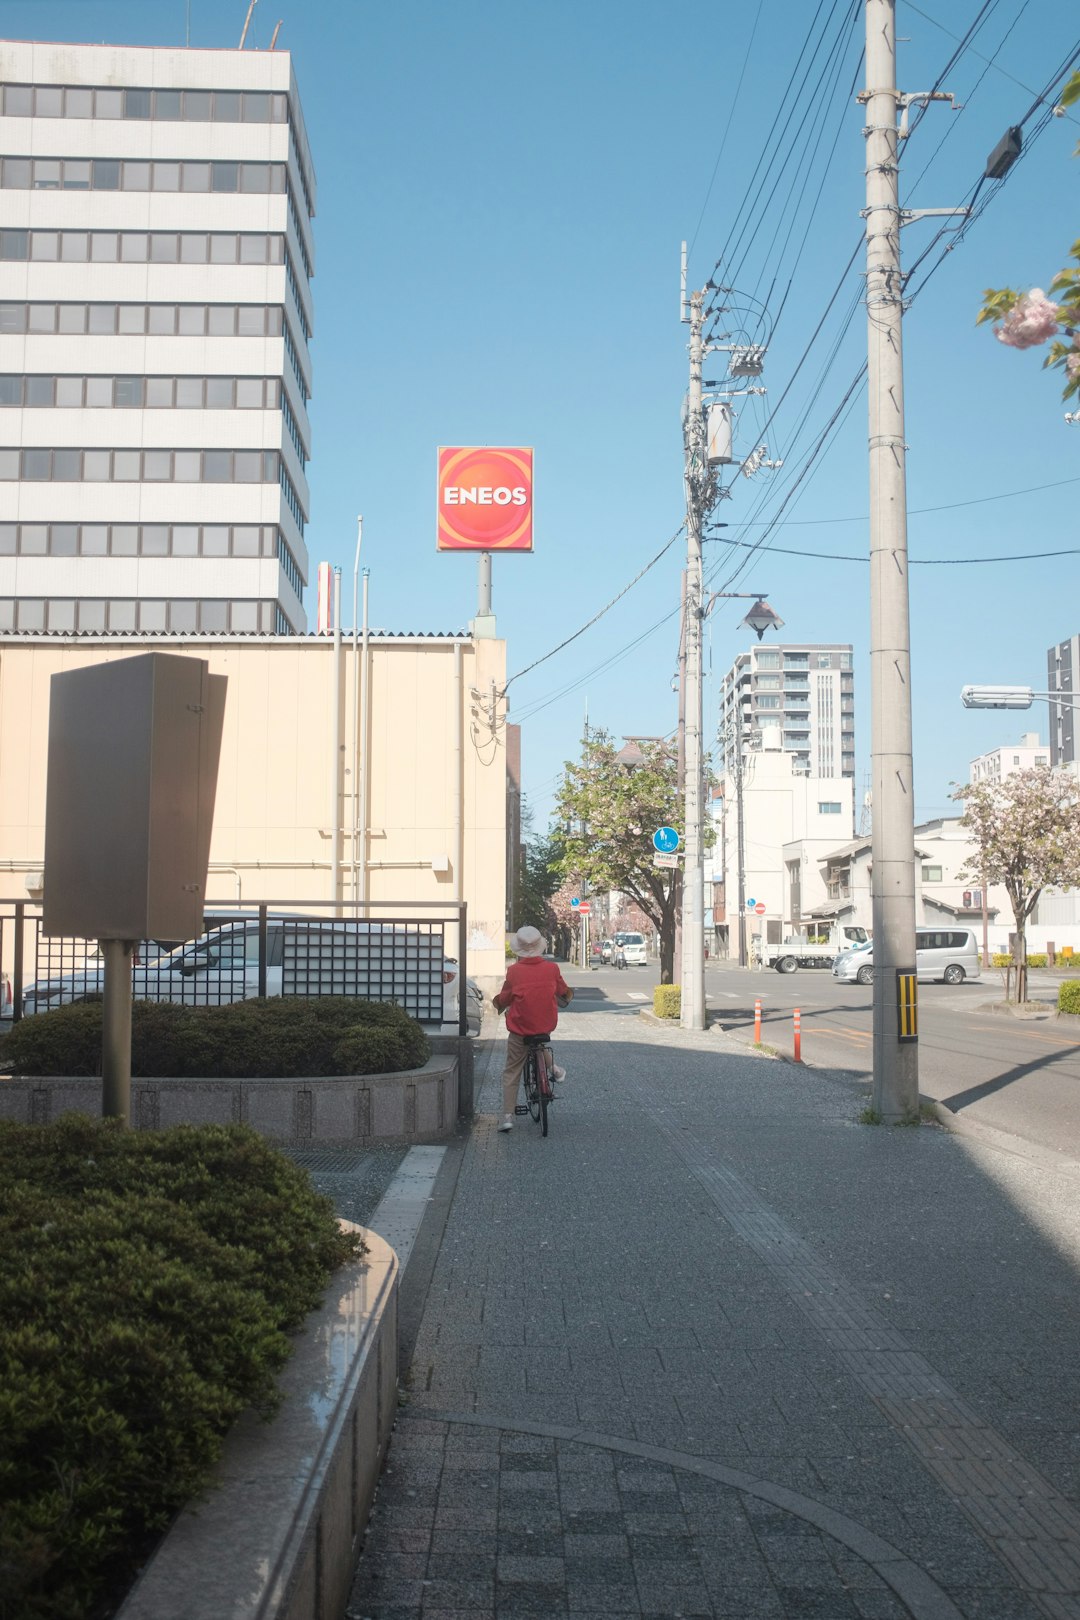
top-left (0, 1054), bottom-right (459, 1143)
top-left (119, 1228), bottom-right (399, 1620)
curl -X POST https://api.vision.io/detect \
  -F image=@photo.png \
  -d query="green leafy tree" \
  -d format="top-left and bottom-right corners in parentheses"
top-left (976, 71), bottom-right (1080, 401)
top-left (513, 817), bottom-right (564, 938)
top-left (555, 730), bottom-right (707, 984)
top-left (952, 766), bottom-right (1080, 1004)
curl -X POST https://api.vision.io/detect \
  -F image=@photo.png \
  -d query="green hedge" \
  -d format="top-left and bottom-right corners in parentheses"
top-left (653, 984), bottom-right (681, 1019)
top-left (0, 1115), bottom-right (363, 1620)
top-left (1060, 981), bottom-right (1080, 1015)
top-left (992, 952), bottom-right (1048, 968)
top-left (3, 995), bottom-right (430, 1079)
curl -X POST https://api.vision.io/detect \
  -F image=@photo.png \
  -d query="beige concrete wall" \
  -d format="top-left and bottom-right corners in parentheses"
top-left (0, 632), bottom-right (507, 981)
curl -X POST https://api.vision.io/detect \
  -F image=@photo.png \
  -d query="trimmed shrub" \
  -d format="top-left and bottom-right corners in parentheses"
top-left (653, 984), bottom-right (681, 1019)
top-left (0, 1116), bottom-right (363, 1620)
top-left (1027, 953), bottom-right (1048, 969)
top-left (1059, 980), bottom-right (1080, 1015)
top-left (992, 952), bottom-right (1049, 969)
top-left (3, 995), bottom-right (430, 1079)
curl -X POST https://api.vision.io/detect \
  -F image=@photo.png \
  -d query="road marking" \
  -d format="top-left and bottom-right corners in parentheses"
top-left (627, 992), bottom-right (648, 1002)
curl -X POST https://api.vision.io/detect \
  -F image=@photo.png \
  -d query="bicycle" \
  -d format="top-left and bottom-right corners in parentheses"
top-left (517, 1032), bottom-right (554, 1136)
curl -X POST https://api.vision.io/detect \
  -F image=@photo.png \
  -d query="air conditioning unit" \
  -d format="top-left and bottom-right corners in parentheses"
top-left (24, 870), bottom-right (44, 893)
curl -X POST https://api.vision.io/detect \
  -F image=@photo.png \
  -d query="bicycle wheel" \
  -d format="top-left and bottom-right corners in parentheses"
top-left (523, 1051), bottom-right (541, 1122)
top-left (537, 1050), bottom-right (551, 1138)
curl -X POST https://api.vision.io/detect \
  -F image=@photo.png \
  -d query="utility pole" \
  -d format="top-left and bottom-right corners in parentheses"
top-left (681, 289), bottom-right (707, 1030)
top-left (674, 569), bottom-right (686, 985)
top-left (863, 0), bottom-right (919, 1118)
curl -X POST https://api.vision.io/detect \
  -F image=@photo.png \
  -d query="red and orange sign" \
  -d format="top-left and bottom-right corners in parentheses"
top-left (437, 446), bottom-right (533, 552)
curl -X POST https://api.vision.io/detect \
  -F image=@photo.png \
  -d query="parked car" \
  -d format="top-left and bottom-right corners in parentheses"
top-left (833, 928), bottom-right (981, 986)
top-left (0, 969), bottom-right (12, 1022)
top-left (21, 917), bottom-right (474, 1031)
top-left (614, 931), bottom-right (648, 966)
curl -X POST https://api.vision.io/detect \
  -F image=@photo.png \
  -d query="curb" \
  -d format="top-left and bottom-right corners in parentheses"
top-left (119, 1228), bottom-right (399, 1620)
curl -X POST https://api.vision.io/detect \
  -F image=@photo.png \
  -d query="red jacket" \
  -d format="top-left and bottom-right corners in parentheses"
top-left (493, 957), bottom-right (572, 1036)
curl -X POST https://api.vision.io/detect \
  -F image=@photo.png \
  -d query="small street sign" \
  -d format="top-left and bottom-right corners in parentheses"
top-left (653, 852), bottom-right (678, 868)
top-left (653, 826), bottom-right (680, 854)
top-left (570, 897), bottom-right (581, 909)
top-left (746, 897), bottom-right (756, 910)
top-left (755, 901), bottom-right (766, 915)
top-left (577, 901), bottom-right (591, 915)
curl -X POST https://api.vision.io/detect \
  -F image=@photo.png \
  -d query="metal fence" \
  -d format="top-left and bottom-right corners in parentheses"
top-left (0, 899), bottom-right (468, 1035)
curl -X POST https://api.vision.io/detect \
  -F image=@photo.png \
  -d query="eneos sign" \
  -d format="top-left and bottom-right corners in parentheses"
top-left (437, 446), bottom-right (533, 552)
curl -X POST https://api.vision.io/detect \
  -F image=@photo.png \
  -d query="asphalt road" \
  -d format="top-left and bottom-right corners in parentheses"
top-left (577, 958), bottom-right (1080, 1166)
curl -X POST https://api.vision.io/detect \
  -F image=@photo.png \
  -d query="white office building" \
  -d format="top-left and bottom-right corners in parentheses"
top-left (969, 732), bottom-right (1049, 785)
top-left (0, 39), bottom-right (314, 634)
top-left (719, 642), bottom-right (855, 779)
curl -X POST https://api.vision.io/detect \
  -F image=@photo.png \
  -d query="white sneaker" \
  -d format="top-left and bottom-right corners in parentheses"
top-left (498, 1115), bottom-right (513, 1132)
top-left (552, 1065), bottom-right (567, 1083)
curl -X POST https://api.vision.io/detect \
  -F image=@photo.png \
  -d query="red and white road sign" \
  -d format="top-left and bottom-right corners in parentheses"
top-left (577, 901), bottom-right (591, 915)
top-left (754, 901), bottom-right (766, 915)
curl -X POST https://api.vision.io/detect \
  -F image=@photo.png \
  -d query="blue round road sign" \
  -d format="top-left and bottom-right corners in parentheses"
top-left (653, 826), bottom-right (680, 854)
top-left (746, 898), bottom-right (757, 910)
top-left (570, 896), bottom-right (581, 909)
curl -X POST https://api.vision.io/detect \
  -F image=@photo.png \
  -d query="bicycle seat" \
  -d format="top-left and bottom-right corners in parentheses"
top-left (523, 1032), bottom-right (552, 1046)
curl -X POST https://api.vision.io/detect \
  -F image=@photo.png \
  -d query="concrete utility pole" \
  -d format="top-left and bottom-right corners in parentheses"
top-left (681, 290), bottom-right (707, 1030)
top-left (674, 569), bottom-right (687, 985)
top-left (863, 0), bottom-right (919, 1118)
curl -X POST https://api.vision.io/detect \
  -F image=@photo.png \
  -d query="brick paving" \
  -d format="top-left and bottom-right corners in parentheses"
top-left (347, 980), bottom-right (1080, 1619)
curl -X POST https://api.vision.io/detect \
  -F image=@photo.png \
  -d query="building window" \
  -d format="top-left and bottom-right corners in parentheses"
top-left (921, 865), bottom-right (943, 882)
top-left (0, 302), bottom-right (286, 338)
top-left (3, 155), bottom-right (287, 196)
top-left (0, 521), bottom-right (284, 559)
top-left (756, 650), bottom-right (780, 670)
top-left (1037, 755), bottom-right (1048, 765)
top-left (818, 802), bottom-right (842, 814)
top-left (1, 82), bottom-right (291, 127)
top-left (0, 596), bottom-right (285, 633)
top-left (0, 446), bottom-right (282, 484)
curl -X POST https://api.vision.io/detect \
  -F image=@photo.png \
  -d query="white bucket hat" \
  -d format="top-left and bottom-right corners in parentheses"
top-left (509, 925), bottom-right (548, 958)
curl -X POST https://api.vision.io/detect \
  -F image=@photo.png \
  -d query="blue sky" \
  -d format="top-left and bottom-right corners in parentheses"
top-left (2, 0), bottom-right (1077, 832)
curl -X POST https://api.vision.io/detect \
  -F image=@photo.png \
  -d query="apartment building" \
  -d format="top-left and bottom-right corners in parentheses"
top-left (1048, 634), bottom-right (1079, 768)
top-left (719, 641), bottom-right (854, 779)
top-left (0, 39), bottom-right (314, 634)
top-left (969, 731), bottom-right (1049, 784)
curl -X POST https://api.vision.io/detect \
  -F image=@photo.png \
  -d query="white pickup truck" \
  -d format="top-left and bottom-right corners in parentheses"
top-left (761, 925), bottom-right (869, 973)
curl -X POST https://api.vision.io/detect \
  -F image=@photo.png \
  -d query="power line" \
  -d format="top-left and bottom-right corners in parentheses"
top-left (903, 0), bottom-right (1080, 124)
top-left (504, 524), bottom-right (684, 690)
top-left (713, 537), bottom-right (1080, 565)
top-left (721, 473), bottom-right (1080, 524)
top-left (687, 0), bottom-right (764, 260)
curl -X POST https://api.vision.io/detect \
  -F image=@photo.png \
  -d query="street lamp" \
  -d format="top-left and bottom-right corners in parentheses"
top-left (681, 593), bottom-right (782, 1013)
top-left (962, 685), bottom-right (1080, 711)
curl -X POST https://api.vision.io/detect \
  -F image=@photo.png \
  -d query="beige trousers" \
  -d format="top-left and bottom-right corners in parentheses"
top-left (502, 1032), bottom-right (551, 1117)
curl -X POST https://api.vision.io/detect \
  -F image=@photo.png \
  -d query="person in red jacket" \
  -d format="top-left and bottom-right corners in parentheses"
top-left (493, 926), bottom-right (572, 1132)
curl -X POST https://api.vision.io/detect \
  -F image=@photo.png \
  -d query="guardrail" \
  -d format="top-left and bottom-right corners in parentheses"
top-left (0, 898), bottom-right (469, 1037)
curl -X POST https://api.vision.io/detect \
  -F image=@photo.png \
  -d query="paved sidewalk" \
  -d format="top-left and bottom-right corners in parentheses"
top-left (348, 980), bottom-right (1080, 1619)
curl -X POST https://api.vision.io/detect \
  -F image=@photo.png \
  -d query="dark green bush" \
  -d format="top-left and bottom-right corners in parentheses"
top-left (0, 1116), bottom-right (363, 1620)
top-left (3, 996), bottom-right (431, 1079)
top-left (1060, 980), bottom-right (1080, 1015)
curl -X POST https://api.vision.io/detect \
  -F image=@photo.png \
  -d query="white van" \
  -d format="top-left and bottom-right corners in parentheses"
top-left (833, 927), bottom-right (981, 986)
top-left (615, 931), bottom-right (648, 966)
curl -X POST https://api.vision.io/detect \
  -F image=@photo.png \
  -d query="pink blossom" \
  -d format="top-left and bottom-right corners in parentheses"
top-left (1068, 345), bottom-right (1080, 381)
top-left (996, 288), bottom-right (1060, 349)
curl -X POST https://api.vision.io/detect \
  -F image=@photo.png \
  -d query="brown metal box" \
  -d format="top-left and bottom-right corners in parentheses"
top-left (42, 653), bottom-right (226, 941)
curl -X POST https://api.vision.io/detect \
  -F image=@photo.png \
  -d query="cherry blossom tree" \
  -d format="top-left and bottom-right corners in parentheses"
top-left (952, 767), bottom-right (1080, 1003)
top-left (976, 71), bottom-right (1080, 402)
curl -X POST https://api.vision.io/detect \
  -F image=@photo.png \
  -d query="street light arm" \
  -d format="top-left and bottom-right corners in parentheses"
top-left (962, 685), bottom-right (1080, 711)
